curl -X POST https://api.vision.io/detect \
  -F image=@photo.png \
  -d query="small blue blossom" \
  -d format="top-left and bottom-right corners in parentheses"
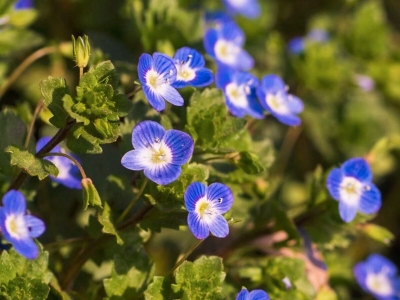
top-left (204, 20), bottom-right (253, 71)
top-left (216, 64), bottom-right (263, 118)
top-left (171, 47), bottom-right (214, 89)
top-left (222, 0), bottom-right (260, 19)
top-left (14, 0), bottom-right (33, 10)
top-left (36, 137), bottom-right (82, 189)
top-left (354, 254), bottom-right (400, 300)
top-left (184, 182), bottom-right (233, 239)
top-left (0, 190), bottom-right (45, 259)
top-left (204, 10), bottom-right (233, 29)
top-left (287, 29), bottom-right (329, 55)
top-left (236, 287), bottom-right (270, 300)
top-left (138, 53), bottom-right (183, 112)
top-left (257, 74), bottom-right (304, 126)
top-left (121, 121), bottom-right (194, 185)
top-left (326, 157), bottom-right (381, 223)
top-left (287, 37), bottom-right (305, 54)
top-left (355, 74), bottom-right (375, 92)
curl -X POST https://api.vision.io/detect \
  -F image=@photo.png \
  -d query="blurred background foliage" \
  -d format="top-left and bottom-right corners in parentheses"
top-left (1, 0), bottom-right (400, 299)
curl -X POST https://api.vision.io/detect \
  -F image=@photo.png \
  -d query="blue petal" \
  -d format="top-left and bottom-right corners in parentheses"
top-left (184, 182), bottom-right (207, 212)
top-left (163, 130), bottom-right (194, 165)
top-left (223, 0), bottom-right (261, 19)
top-left (187, 212), bottom-right (209, 239)
top-left (287, 37), bottom-right (305, 54)
top-left (204, 28), bottom-right (218, 58)
top-left (142, 85), bottom-right (166, 111)
top-left (204, 11), bottom-right (233, 27)
top-left (338, 201), bottom-right (358, 223)
top-left (158, 85), bottom-right (184, 106)
top-left (144, 163), bottom-right (181, 185)
top-left (3, 190), bottom-right (26, 215)
top-left (0, 209), bottom-right (11, 241)
top-left (36, 136), bottom-right (61, 153)
top-left (288, 95), bottom-right (304, 114)
top-left (367, 254), bottom-right (398, 275)
top-left (186, 68), bottom-right (214, 88)
top-left (225, 99), bottom-right (247, 118)
top-left (275, 113), bottom-right (302, 126)
top-left (358, 184), bottom-right (381, 214)
top-left (14, 0), bottom-right (33, 10)
top-left (174, 47), bottom-right (205, 69)
top-left (24, 215), bottom-right (45, 238)
top-left (342, 158), bottom-right (372, 182)
top-left (153, 53), bottom-right (177, 81)
top-left (138, 53), bottom-right (153, 86)
top-left (206, 183), bottom-right (234, 213)
top-left (236, 288), bottom-right (249, 300)
top-left (121, 150), bottom-right (147, 171)
top-left (216, 64), bottom-right (233, 89)
top-left (131, 120), bottom-right (165, 150)
top-left (208, 214), bottom-right (229, 238)
top-left (246, 98), bottom-right (264, 119)
top-left (248, 290), bottom-right (270, 300)
top-left (326, 168), bottom-right (342, 201)
top-left (260, 74), bottom-right (286, 93)
top-left (353, 261), bottom-right (368, 292)
top-left (220, 20), bottom-right (245, 45)
top-left (52, 172), bottom-right (82, 189)
top-left (234, 49), bottom-right (254, 71)
top-left (12, 238), bottom-right (39, 260)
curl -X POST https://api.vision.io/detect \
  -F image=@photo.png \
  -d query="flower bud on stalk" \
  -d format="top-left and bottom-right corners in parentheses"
top-left (72, 35), bottom-right (91, 77)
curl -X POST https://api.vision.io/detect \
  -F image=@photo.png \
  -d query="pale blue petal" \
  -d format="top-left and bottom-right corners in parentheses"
top-left (287, 37), bottom-right (305, 54)
top-left (144, 163), bottom-right (181, 185)
top-left (220, 21), bottom-right (245, 45)
top-left (159, 85), bottom-right (184, 106)
top-left (225, 98), bottom-right (247, 118)
top-left (260, 74), bottom-right (286, 93)
top-left (12, 238), bottom-right (39, 260)
top-left (121, 150), bottom-right (147, 171)
top-left (138, 53), bottom-right (153, 85)
top-left (206, 183), bottom-right (234, 214)
top-left (368, 254), bottom-right (398, 274)
top-left (358, 184), bottom-right (381, 214)
top-left (131, 120), bottom-right (165, 150)
top-left (208, 214), bottom-right (229, 238)
top-left (248, 290), bottom-right (270, 300)
top-left (223, 0), bottom-right (261, 19)
top-left (187, 68), bottom-right (214, 87)
top-left (52, 172), bottom-right (82, 189)
top-left (236, 288), bottom-right (249, 300)
top-left (24, 215), bottom-right (45, 238)
top-left (36, 136), bottom-right (61, 153)
top-left (288, 95), bottom-right (304, 114)
top-left (174, 47), bottom-right (205, 69)
top-left (153, 53), bottom-right (177, 81)
top-left (216, 64), bottom-right (232, 89)
top-left (275, 113), bottom-right (302, 126)
top-left (3, 190), bottom-right (26, 215)
top-left (0, 209), bottom-right (10, 240)
top-left (234, 49), bottom-right (254, 71)
top-left (184, 182), bottom-right (207, 212)
top-left (338, 201), bottom-right (358, 223)
top-left (142, 85), bottom-right (166, 111)
top-left (188, 212), bottom-right (209, 239)
top-left (326, 168), bottom-right (342, 201)
top-left (204, 28), bottom-right (218, 58)
top-left (342, 158), bottom-right (372, 182)
top-left (353, 261), bottom-right (368, 291)
top-left (163, 130), bottom-right (194, 165)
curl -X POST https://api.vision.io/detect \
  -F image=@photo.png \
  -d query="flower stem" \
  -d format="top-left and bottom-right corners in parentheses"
top-left (24, 99), bottom-right (44, 148)
top-left (38, 152), bottom-right (87, 179)
top-left (125, 86), bottom-right (142, 99)
top-left (0, 46), bottom-right (59, 101)
top-left (79, 67), bottom-right (83, 80)
top-left (116, 177), bottom-right (149, 224)
top-left (171, 238), bottom-right (205, 273)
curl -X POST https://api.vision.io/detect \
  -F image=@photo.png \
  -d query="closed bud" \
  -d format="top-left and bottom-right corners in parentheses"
top-left (81, 178), bottom-right (102, 210)
top-left (72, 35), bottom-right (91, 68)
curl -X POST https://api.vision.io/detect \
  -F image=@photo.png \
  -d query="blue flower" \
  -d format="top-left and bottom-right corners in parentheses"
top-left (121, 121), bottom-right (194, 185)
top-left (14, 0), bottom-right (33, 10)
top-left (204, 20), bottom-right (253, 71)
top-left (204, 11), bottom-right (233, 29)
top-left (287, 29), bottom-right (329, 55)
top-left (138, 53), bottom-right (183, 112)
top-left (36, 137), bottom-right (82, 189)
top-left (287, 37), bottom-right (305, 54)
top-left (184, 182), bottom-right (233, 239)
top-left (354, 254), bottom-right (400, 300)
top-left (222, 0), bottom-right (261, 19)
top-left (257, 74), bottom-right (304, 126)
top-left (326, 157), bottom-right (381, 223)
top-left (0, 190), bottom-right (45, 259)
top-left (236, 287), bottom-right (270, 300)
top-left (216, 65), bottom-right (263, 118)
top-left (171, 47), bottom-right (214, 89)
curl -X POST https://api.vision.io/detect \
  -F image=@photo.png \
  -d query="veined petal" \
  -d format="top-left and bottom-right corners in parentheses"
top-left (186, 68), bottom-right (214, 88)
top-left (260, 74), bottom-right (286, 93)
top-left (121, 149), bottom-right (148, 171)
top-left (342, 158), bottom-right (372, 182)
top-left (131, 120), bottom-right (165, 150)
top-left (153, 53), bottom-right (177, 81)
top-left (144, 163), bottom-right (181, 185)
top-left (24, 215), bottom-right (45, 238)
top-left (158, 84), bottom-right (184, 106)
top-left (326, 168), bottom-right (343, 201)
top-left (184, 182), bottom-right (207, 212)
top-left (220, 20), bottom-right (245, 45)
top-left (207, 214), bottom-right (229, 238)
top-left (358, 184), bottom-right (381, 214)
top-left (3, 190), bottom-right (26, 215)
top-left (206, 183), bottom-right (233, 214)
top-left (142, 85), bottom-right (166, 111)
top-left (12, 238), bottom-right (39, 260)
top-left (188, 212), bottom-right (209, 239)
top-left (248, 290), bottom-right (270, 300)
top-left (204, 28), bottom-right (218, 58)
top-left (138, 53), bottom-right (153, 85)
top-left (163, 130), bottom-right (194, 165)
top-left (236, 288), bottom-right (249, 300)
top-left (174, 47), bottom-right (205, 69)
top-left (338, 201), bottom-right (358, 223)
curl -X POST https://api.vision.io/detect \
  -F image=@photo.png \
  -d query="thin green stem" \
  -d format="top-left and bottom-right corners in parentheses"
top-left (117, 177), bottom-right (149, 224)
top-left (125, 86), bottom-right (142, 99)
top-left (0, 46), bottom-right (59, 101)
top-left (171, 238), bottom-right (205, 273)
top-left (24, 99), bottom-right (44, 148)
top-left (79, 67), bottom-right (83, 80)
top-left (38, 152), bottom-right (87, 179)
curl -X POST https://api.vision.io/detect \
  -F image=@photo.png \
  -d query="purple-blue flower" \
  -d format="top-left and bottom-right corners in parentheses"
top-left (138, 53), bottom-right (183, 112)
top-left (236, 287), bottom-right (270, 300)
top-left (204, 11), bottom-right (233, 29)
top-left (0, 190), bottom-right (45, 259)
top-left (287, 29), bottom-right (329, 55)
top-left (36, 137), bottom-right (82, 189)
top-left (204, 20), bottom-right (253, 71)
top-left (184, 182), bottom-right (233, 239)
top-left (171, 47), bottom-right (214, 89)
top-left (354, 254), bottom-right (400, 300)
top-left (216, 65), bottom-right (263, 118)
top-left (14, 0), bottom-right (33, 10)
top-left (121, 121), bottom-right (194, 185)
top-left (257, 74), bottom-right (304, 126)
top-left (287, 37), bottom-right (305, 54)
top-left (222, 0), bottom-right (261, 19)
top-left (326, 157), bottom-right (381, 223)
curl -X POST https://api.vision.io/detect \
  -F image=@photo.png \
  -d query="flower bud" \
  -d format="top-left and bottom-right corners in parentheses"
top-left (81, 178), bottom-right (102, 210)
top-left (72, 35), bottom-right (91, 68)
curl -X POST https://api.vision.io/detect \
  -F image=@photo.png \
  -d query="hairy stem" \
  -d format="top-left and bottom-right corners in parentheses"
top-left (24, 99), bottom-right (44, 148)
top-left (38, 152), bottom-right (87, 179)
top-left (171, 238), bottom-right (205, 273)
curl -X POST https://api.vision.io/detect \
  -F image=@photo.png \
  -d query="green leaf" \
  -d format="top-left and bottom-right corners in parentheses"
top-left (81, 178), bottom-right (102, 210)
top-left (144, 276), bottom-right (176, 300)
top-left (361, 223), bottom-right (394, 245)
top-left (98, 201), bottom-right (123, 245)
top-left (0, 29), bottom-right (43, 57)
top-left (172, 256), bottom-right (226, 300)
top-left (5, 146), bottom-right (58, 180)
top-left (236, 151), bottom-right (266, 174)
top-left (9, 9), bottom-right (38, 27)
top-left (39, 77), bottom-right (70, 128)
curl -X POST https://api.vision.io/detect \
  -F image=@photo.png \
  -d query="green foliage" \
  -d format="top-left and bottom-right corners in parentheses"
top-left (361, 223), bottom-right (394, 245)
top-left (144, 276), bottom-right (176, 300)
top-left (236, 151), bottom-right (266, 174)
top-left (98, 201), bottom-right (123, 245)
top-left (81, 177), bottom-right (102, 210)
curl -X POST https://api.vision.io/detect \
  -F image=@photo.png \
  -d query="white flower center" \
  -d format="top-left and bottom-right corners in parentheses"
top-left (266, 92), bottom-right (290, 114)
top-left (5, 214), bottom-right (28, 239)
top-left (226, 82), bottom-right (248, 108)
top-left (141, 139), bottom-right (173, 167)
top-left (339, 176), bottom-right (363, 206)
top-left (176, 62), bottom-right (196, 82)
top-left (366, 270), bottom-right (393, 296)
top-left (145, 69), bottom-right (172, 91)
top-left (214, 39), bottom-right (240, 66)
top-left (195, 197), bottom-right (213, 218)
